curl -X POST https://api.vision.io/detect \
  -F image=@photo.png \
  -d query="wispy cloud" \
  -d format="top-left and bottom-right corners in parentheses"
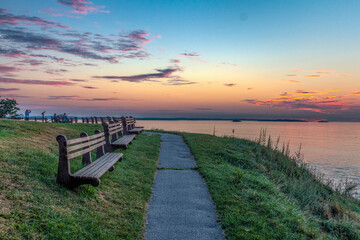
top-left (281, 79), bottom-right (302, 84)
top-left (195, 108), bottom-right (212, 111)
top-left (70, 79), bottom-right (88, 82)
top-left (56, 0), bottom-right (109, 15)
top-left (243, 90), bottom-right (353, 114)
top-left (93, 67), bottom-right (181, 83)
top-left (0, 77), bottom-right (75, 86)
top-left (180, 52), bottom-right (207, 63)
top-left (164, 78), bottom-right (197, 85)
top-left (47, 95), bottom-right (125, 101)
top-left (0, 8), bottom-right (70, 28)
top-left (0, 27), bottom-right (153, 63)
top-left (217, 62), bottom-right (238, 67)
top-left (286, 69), bottom-right (350, 78)
top-left (0, 48), bottom-right (26, 58)
top-left (0, 88), bottom-right (19, 92)
top-left (224, 83), bottom-right (236, 87)
top-left (82, 86), bottom-right (98, 89)
top-left (0, 65), bottom-right (21, 73)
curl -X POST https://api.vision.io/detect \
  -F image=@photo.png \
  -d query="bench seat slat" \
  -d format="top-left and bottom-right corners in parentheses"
top-left (112, 134), bottom-right (136, 147)
top-left (73, 153), bottom-right (122, 178)
top-left (128, 127), bottom-right (143, 134)
top-left (67, 132), bottom-right (104, 145)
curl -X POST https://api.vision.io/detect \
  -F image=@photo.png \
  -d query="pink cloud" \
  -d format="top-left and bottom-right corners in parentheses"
top-left (154, 34), bottom-right (162, 39)
top-left (0, 88), bottom-right (20, 92)
top-left (0, 65), bottom-right (22, 73)
top-left (57, 0), bottom-right (109, 15)
top-left (224, 83), bottom-right (236, 87)
top-left (0, 8), bottom-right (70, 29)
top-left (243, 90), bottom-right (354, 114)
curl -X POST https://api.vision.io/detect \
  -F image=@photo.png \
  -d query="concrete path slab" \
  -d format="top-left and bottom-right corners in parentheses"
top-left (145, 133), bottom-right (224, 240)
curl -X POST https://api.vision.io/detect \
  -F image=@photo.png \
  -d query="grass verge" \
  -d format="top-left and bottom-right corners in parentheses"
top-left (0, 119), bottom-right (160, 239)
top-left (180, 132), bottom-right (360, 240)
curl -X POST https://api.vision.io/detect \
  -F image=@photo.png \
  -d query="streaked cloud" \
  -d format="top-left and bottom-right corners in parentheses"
top-left (224, 83), bottom-right (236, 87)
top-left (180, 52), bottom-right (207, 63)
top-left (0, 77), bottom-right (75, 86)
top-left (217, 62), bottom-right (238, 67)
top-left (165, 78), bottom-right (197, 85)
top-left (93, 67), bottom-right (181, 83)
top-left (243, 90), bottom-right (353, 114)
top-left (0, 65), bottom-right (21, 73)
top-left (0, 8), bottom-right (70, 29)
top-left (281, 79), bottom-right (302, 84)
top-left (0, 88), bottom-right (20, 92)
top-left (195, 108), bottom-right (212, 111)
top-left (82, 86), bottom-right (98, 89)
top-left (46, 95), bottom-right (126, 101)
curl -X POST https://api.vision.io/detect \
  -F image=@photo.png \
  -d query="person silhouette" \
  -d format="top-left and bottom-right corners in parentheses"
top-left (25, 110), bottom-right (31, 121)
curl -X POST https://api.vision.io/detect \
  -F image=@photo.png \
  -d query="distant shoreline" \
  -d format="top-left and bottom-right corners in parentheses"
top-left (136, 118), bottom-right (310, 122)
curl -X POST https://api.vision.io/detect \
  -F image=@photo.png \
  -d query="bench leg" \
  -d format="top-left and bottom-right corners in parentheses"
top-left (68, 178), bottom-right (101, 189)
top-left (108, 166), bottom-right (115, 172)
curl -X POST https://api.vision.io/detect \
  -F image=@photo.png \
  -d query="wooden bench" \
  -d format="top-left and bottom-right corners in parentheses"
top-left (56, 130), bottom-right (123, 189)
top-left (121, 116), bottom-right (144, 135)
top-left (102, 121), bottom-right (136, 151)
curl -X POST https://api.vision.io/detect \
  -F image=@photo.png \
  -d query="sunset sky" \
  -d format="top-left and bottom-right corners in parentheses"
top-left (1, 0), bottom-right (359, 121)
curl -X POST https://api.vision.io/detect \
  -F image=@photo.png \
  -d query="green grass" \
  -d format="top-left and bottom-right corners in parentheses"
top-left (0, 119), bottom-right (160, 239)
top-left (1, 120), bottom-right (359, 239)
top-left (180, 132), bottom-right (360, 240)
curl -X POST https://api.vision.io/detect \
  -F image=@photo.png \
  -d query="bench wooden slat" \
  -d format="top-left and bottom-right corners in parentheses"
top-left (68, 140), bottom-right (105, 159)
top-left (73, 153), bottom-right (122, 178)
top-left (67, 132), bottom-right (104, 145)
top-left (109, 125), bottom-right (122, 130)
top-left (67, 136), bottom-right (105, 153)
top-left (112, 134), bottom-right (136, 146)
top-left (108, 122), bottom-right (121, 127)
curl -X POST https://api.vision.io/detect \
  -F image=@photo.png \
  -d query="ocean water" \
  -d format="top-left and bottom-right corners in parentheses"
top-left (138, 120), bottom-right (360, 196)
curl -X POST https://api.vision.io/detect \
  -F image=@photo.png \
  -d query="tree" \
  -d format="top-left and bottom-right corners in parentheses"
top-left (0, 97), bottom-right (20, 118)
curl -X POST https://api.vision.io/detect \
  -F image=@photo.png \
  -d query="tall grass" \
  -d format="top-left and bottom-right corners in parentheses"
top-left (256, 128), bottom-right (359, 197)
top-left (254, 128), bottom-right (360, 238)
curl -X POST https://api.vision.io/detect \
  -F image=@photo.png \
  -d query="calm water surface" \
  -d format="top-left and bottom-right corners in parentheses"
top-left (138, 120), bottom-right (360, 196)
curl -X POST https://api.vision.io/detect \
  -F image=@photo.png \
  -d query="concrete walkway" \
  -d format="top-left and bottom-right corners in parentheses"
top-left (145, 133), bottom-right (224, 240)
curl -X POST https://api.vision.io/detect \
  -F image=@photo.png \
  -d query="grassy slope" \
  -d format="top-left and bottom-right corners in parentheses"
top-left (0, 119), bottom-right (160, 239)
top-left (181, 132), bottom-right (360, 240)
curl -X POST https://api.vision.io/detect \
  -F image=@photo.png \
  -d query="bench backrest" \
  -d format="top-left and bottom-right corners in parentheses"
top-left (102, 121), bottom-right (124, 152)
top-left (57, 130), bottom-right (106, 166)
top-left (56, 130), bottom-right (108, 185)
top-left (121, 116), bottom-right (136, 132)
